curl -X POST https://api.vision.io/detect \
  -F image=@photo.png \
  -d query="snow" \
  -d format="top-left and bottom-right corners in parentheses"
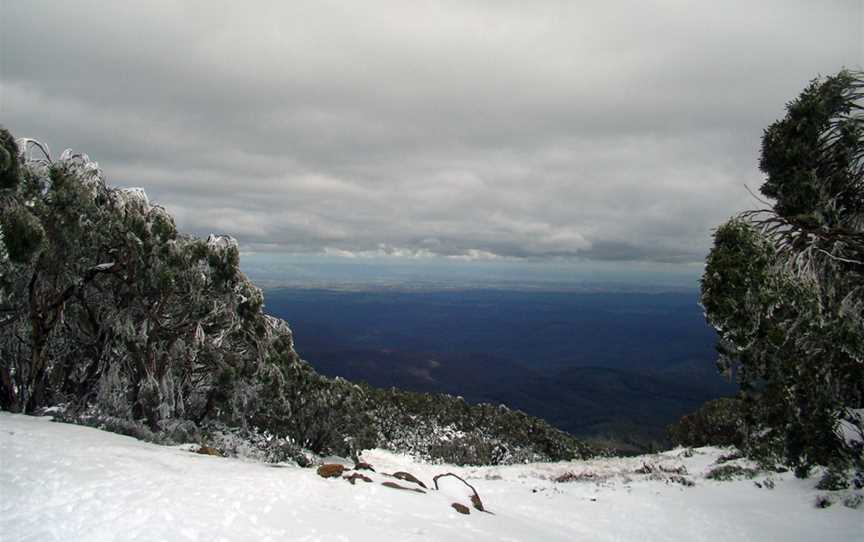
top-left (206, 234), bottom-right (238, 252)
top-left (1, 413), bottom-right (860, 542)
top-left (120, 187), bottom-right (149, 207)
top-left (839, 409), bottom-right (863, 445)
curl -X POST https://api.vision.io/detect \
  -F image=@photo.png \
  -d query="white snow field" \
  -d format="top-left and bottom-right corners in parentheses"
top-left (0, 413), bottom-right (860, 542)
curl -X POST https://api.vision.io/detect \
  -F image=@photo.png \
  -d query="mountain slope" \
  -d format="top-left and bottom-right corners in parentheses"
top-left (306, 347), bottom-right (733, 447)
top-left (2, 413), bottom-right (860, 542)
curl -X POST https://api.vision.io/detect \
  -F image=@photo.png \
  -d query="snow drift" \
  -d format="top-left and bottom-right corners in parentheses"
top-left (1, 413), bottom-right (859, 542)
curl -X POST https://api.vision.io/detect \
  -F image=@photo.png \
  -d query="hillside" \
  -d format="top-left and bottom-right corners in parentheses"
top-left (306, 348), bottom-right (729, 447)
top-left (2, 413), bottom-right (860, 542)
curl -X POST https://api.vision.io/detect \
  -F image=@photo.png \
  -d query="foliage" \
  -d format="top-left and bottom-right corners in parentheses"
top-left (0, 127), bottom-right (19, 190)
top-left (667, 397), bottom-right (744, 448)
top-left (362, 385), bottom-right (593, 465)
top-left (816, 465), bottom-right (850, 490)
top-left (0, 129), bottom-right (303, 429)
top-left (701, 70), bottom-right (864, 476)
top-left (0, 204), bottom-right (44, 264)
top-left (705, 464), bottom-right (760, 481)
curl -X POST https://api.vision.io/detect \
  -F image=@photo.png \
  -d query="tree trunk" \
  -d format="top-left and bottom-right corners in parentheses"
top-left (0, 365), bottom-right (18, 411)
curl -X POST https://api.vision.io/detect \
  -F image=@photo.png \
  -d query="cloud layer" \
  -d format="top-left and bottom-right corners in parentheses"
top-left (2, 1), bottom-right (861, 264)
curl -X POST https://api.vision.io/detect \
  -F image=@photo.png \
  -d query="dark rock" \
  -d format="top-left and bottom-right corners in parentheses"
top-left (451, 503), bottom-right (470, 515)
top-left (344, 472), bottom-right (373, 485)
top-left (317, 464), bottom-right (346, 478)
top-left (381, 481), bottom-right (426, 494)
top-left (392, 471), bottom-right (427, 488)
top-left (470, 493), bottom-right (485, 512)
top-left (354, 461), bottom-right (376, 472)
top-left (554, 471), bottom-right (598, 483)
top-left (196, 444), bottom-right (221, 456)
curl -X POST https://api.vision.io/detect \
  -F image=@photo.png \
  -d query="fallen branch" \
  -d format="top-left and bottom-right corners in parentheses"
top-left (433, 473), bottom-right (486, 512)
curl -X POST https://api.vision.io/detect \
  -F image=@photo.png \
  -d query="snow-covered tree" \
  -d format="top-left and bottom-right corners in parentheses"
top-left (701, 71), bottom-right (864, 474)
top-left (0, 129), bottom-right (291, 425)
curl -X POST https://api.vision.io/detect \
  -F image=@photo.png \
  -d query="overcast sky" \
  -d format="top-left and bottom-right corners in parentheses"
top-left (2, 1), bottom-right (862, 270)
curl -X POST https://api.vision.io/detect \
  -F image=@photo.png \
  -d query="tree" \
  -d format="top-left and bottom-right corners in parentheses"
top-left (0, 129), bottom-right (292, 424)
top-left (702, 71), bottom-right (864, 474)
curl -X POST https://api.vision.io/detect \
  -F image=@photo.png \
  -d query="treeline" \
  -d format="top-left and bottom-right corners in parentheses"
top-left (0, 129), bottom-right (590, 465)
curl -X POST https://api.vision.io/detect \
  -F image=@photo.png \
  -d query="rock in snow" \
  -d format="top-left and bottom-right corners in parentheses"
top-left (316, 463), bottom-right (346, 479)
top-left (0, 412), bottom-right (860, 542)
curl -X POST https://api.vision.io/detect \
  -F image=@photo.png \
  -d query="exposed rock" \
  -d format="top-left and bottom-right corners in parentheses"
top-left (196, 444), bottom-right (221, 457)
top-left (317, 464), bottom-right (346, 478)
top-left (381, 481), bottom-right (426, 494)
top-left (392, 471), bottom-right (427, 488)
top-left (470, 493), bottom-right (485, 512)
top-left (343, 472), bottom-right (373, 485)
top-left (451, 503), bottom-right (470, 515)
top-left (354, 461), bottom-right (376, 472)
top-left (321, 455), bottom-right (354, 468)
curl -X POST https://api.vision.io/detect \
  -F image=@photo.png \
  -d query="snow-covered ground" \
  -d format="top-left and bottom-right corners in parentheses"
top-left (0, 413), bottom-right (860, 542)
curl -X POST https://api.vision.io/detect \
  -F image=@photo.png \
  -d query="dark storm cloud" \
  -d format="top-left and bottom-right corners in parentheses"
top-left (2, 1), bottom-right (861, 264)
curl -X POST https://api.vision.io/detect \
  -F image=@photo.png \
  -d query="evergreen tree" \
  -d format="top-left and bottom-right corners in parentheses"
top-left (702, 71), bottom-right (864, 474)
top-left (0, 131), bottom-right (292, 422)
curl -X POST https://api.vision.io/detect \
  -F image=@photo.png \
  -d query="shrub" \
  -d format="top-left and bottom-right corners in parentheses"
top-left (706, 465), bottom-right (759, 481)
top-left (667, 397), bottom-right (744, 448)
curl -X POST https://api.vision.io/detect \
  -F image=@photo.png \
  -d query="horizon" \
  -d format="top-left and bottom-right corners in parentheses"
top-left (3, 1), bottom-right (862, 283)
top-left (239, 251), bottom-right (704, 292)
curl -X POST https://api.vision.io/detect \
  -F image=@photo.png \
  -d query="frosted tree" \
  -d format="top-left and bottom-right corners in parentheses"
top-left (701, 71), bottom-right (864, 474)
top-left (0, 128), bottom-right (291, 425)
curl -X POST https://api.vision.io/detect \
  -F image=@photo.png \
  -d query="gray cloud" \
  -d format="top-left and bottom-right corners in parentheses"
top-left (2, 0), bottom-right (861, 266)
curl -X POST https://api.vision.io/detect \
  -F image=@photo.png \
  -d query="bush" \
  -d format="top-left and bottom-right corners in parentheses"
top-left (667, 397), bottom-right (744, 448)
top-left (816, 466), bottom-right (851, 491)
top-left (706, 465), bottom-right (760, 481)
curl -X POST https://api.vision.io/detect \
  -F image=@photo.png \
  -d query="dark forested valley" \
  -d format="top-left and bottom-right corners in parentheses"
top-left (263, 288), bottom-right (735, 449)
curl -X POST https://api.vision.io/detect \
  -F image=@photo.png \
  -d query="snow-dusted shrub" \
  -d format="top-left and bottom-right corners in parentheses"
top-left (554, 471), bottom-right (603, 483)
top-left (667, 397), bottom-right (744, 448)
top-left (55, 410), bottom-right (168, 445)
top-left (363, 386), bottom-right (593, 465)
top-left (844, 493), bottom-right (863, 509)
top-left (96, 364), bottom-right (132, 418)
top-left (814, 494), bottom-right (834, 508)
top-left (158, 419), bottom-right (200, 444)
top-left (200, 421), bottom-right (313, 466)
top-left (716, 450), bottom-right (745, 464)
top-left (816, 466), bottom-right (851, 491)
top-left (706, 465), bottom-right (760, 481)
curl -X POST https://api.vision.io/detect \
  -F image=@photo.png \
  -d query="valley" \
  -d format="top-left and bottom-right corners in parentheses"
top-left (263, 288), bottom-right (736, 450)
